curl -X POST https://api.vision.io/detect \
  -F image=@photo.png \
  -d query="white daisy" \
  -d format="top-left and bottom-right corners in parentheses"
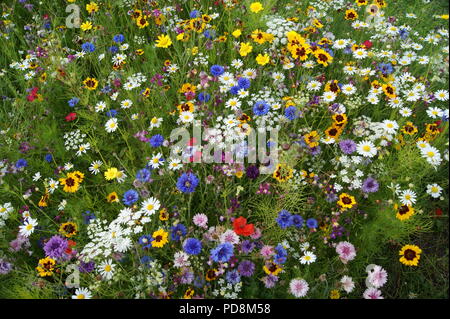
top-left (149, 152), bottom-right (164, 169)
top-left (72, 287), bottom-right (93, 299)
top-left (105, 118), bottom-right (118, 133)
top-left (399, 189), bottom-right (417, 206)
top-left (141, 197), bottom-right (161, 215)
top-left (89, 160), bottom-right (103, 175)
top-left (97, 259), bottom-right (115, 280)
top-left (426, 184), bottom-right (443, 199)
top-left (356, 140), bottom-right (377, 158)
top-left (19, 217), bottom-right (38, 237)
top-left (300, 251), bottom-right (317, 265)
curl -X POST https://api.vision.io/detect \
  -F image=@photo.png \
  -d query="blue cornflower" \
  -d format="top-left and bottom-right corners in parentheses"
top-left (43, 22), bottom-right (51, 30)
top-left (253, 101), bottom-right (270, 116)
top-left (241, 240), bottom-right (255, 253)
top-left (377, 62), bottom-right (394, 75)
top-left (210, 242), bottom-right (234, 263)
top-left (274, 244), bottom-right (288, 265)
top-left (140, 255), bottom-right (153, 267)
top-left (226, 270), bottom-right (241, 284)
top-left (44, 153), bottom-right (53, 163)
top-left (198, 92), bottom-right (211, 103)
top-left (113, 34), bottom-right (125, 43)
top-left (106, 109), bottom-right (117, 117)
top-left (81, 42), bottom-right (95, 52)
top-left (210, 65), bottom-right (225, 77)
top-left (149, 134), bottom-right (164, 147)
top-left (68, 97), bottom-right (80, 107)
top-left (237, 77), bottom-right (251, 90)
top-left (109, 45), bottom-right (119, 54)
top-left (139, 235), bottom-right (153, 249)
top-left (15, 158), bottom-right (28, 169)
top-left (176, 172), bottom-right (199, 193)
top-left (204, 29), bottom-right (216, 39)
top-left (306, 218), bottom-right (318, 229)
top-left (285, 106), bottom-right (297, 120)
top-left (229, 85), bottom-right (240, 95)
top-left (276, 209), bottom-right (293, 229)
top-left (122, 189), bottom-right (139, 206)
top-left (189, 10), bottom-right (201, 18)
top-left (292, 215), bottom-right (304, 228)
top-left (183, 238), bottom-right (202, 255)
top-left (136, 168), bottom-right (151, 183)
top-left (399, 29), bottom-right (409, 40)
top-left (82, 211), bottom-right (96, 225)
top-left (170, 223), bottom-right (187, 241)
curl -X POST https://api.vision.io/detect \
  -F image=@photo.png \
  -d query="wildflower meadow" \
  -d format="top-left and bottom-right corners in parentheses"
top-left (0, 0), bottom-right (448, 301)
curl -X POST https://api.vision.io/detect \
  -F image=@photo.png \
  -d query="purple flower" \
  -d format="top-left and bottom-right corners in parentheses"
top-left (339, 139), bottom-right (357, 154)
top-left (241, 240), bottom-right (255, 254)
top-left (0, 258), bottom-right (13, 274)
top-left (237, 260), bottom-right (255, 277)
top-left (78, 260), bottom-right (95, 273)
top-left (362, 177), bottom-right (379, 193)
top-left (43, 235), bottom-right (68, 260)
top-left (245, 165), bottom-right (260, 180)
top-left (262, 274), bottom-right (279, 288)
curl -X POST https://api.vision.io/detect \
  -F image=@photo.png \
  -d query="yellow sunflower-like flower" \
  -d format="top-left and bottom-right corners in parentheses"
top-left (151, 229), bottom-right (169, 248)
top-left (104, 167), bottom-right (119, 180)
top-left (59, 174), bottom-right (80, 193)
top-left (239, 42), bottom-right (253, 57)
top-left (183, 288), bottom-right (195, 299)
top-left (59, 221), bottom-right (78, 238)
top-left (205, 268), bottom-right (218, 281)
top-left (337, 193), bottom-right (357, 209)
top-left (273, 163), bottom-right (294, 183)
top-left (159, 208), bottom-right (169, 221)
top-left (395, 204), bottom-right (415, 221)
top-left (155, 34), bottom-right (172, 48)
top-left (36, 257), bottom-right (56, 277)
top-left (107, 191), bottom-right (119, 203)
top-left (399, 244), bottom-right (422, 266)
top-left (82, 77), bottom-right (98, 90)
top-left (263, 261), bottom-right (283, 276)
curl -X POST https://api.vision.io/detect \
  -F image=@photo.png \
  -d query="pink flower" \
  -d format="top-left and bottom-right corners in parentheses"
top-left (260, 245), bottom-right (274, 259)
top-left (363, 287), bottom-right (384, 299)
top-left (367, 265), bottom-right (388, 288)
top-left (193, 213), bottom-right (208, 228)
top-left (289, 279), bottom-right (309, 298)
top-left (335, 241), bottom-right (356, 264)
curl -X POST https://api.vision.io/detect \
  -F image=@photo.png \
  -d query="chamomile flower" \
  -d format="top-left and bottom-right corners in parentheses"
top-left (98, 259), bottom-right (115, 280)
top-left (435, 89), bottom-right (449, 101)
top-left (307, 80), bottom-right (322, 91)
top-left (148, 153), bottom-right (164, 169)
top-left (72, 288), bottom-right (93, 299)
top-left (120, 99), bottom-right (133, 109)
top-left (149, 117), bottom-right (163, 129)
top-left (399, 189), bottom-right (417, 206)
top-left (19, 217), bottom-right (38, 237)
top-left (300, 251), bottom-right (317, 265)
top-left (141, 197), bottom-right (161, 215)
top-left (168, 158), bottom-right (182, 170)
top-left (89, 160), bottom-right (103, 175)
top-left (341, 84), bottom-right (356, 95)
top-left (105, 118), bottom-right (118, 133)
top-left (356, 140), bottom-right (377, 158)
top-left (426, 184), bottom-right (443, 198)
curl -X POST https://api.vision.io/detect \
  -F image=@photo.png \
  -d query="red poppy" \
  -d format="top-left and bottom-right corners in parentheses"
top-left (233, 216), bottom-right (255, 236)
top-left (26, 87), bottom-right (39, 101)
top-left (362, 40), bottom-right (373, 49)
top-left (435, 208), bottom-right (443, 216)
top-left (65, 112), bottom-right (77, 122)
